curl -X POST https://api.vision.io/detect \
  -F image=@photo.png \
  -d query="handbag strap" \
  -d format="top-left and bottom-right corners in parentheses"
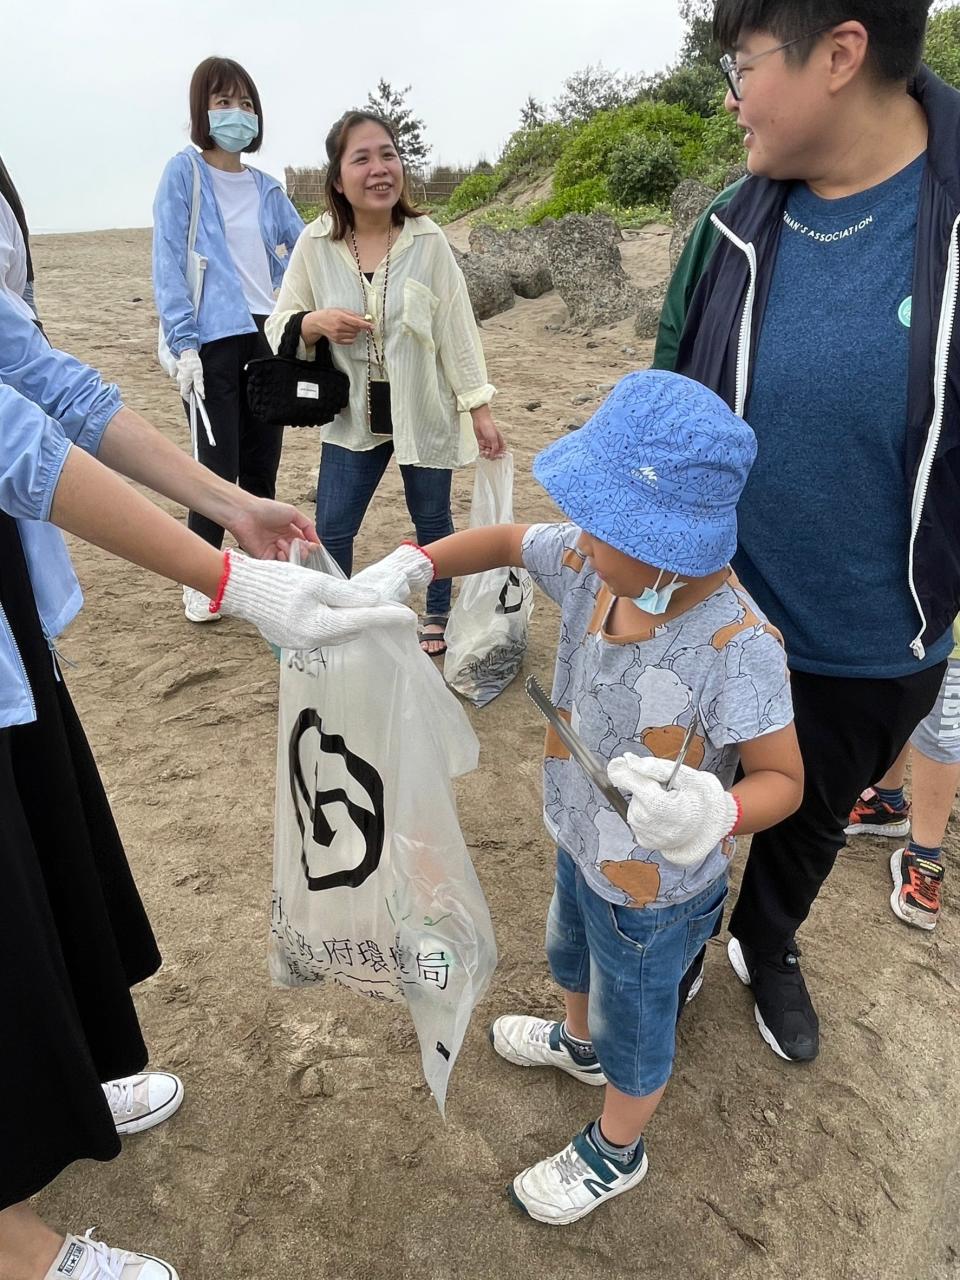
top-left (186, 153), bottom-right (201, 256)
top-left (277, 311), bottom-right (338, 371)
top-left (277, 311), bottom-right (308, 359)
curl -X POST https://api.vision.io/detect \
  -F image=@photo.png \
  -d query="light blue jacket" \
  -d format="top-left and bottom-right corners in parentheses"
top-left (152, 148), bottom-right (304, 356)
top-left (0, 291), bottom-right (122, 728)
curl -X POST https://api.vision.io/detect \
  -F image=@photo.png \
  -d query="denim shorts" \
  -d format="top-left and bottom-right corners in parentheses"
top-left (545, 848), bottom-right (728, 1097)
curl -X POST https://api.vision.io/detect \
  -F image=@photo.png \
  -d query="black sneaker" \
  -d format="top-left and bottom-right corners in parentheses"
top-left (677, 945), bottom-right (706, 1016)
top-left (844, 788), bottom-right (911, 838)
top-left (727, 937), bottom-right (819, 1062)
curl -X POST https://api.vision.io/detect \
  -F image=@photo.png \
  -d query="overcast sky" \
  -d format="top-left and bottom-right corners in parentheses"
top-left (3, 0), bottom-right (686, 233)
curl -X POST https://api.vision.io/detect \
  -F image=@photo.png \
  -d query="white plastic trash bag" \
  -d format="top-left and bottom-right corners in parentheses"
top-left (270, 545), bottom-right (498, 1115)
top-left (443, 454), bottom-right (534, 707)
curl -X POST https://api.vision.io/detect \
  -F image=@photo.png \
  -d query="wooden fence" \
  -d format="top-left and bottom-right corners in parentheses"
top-left (284, 165), bottom-right (475, 208)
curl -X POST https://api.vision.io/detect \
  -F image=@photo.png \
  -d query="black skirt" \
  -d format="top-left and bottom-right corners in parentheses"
top-left (0, 514), bottom-right (161, 1209)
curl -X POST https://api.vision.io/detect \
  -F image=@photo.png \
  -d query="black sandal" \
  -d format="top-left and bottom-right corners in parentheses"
top-left (418, 614), bottom-right (448, 657)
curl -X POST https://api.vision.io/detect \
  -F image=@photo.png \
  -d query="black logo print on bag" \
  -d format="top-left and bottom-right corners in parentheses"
top-left (289, 709), bottom-right (385, 891)
top-left (497, 569), bottom-right (525, 615)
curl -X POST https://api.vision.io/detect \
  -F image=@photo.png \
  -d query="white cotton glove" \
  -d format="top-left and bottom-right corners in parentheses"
top-left (176, 349), bottom-right (205, 401)
top-left (606, 754), bottom-right (740, 867)
top-left (350, 543), bottom-right (435, 605)
top-left (217, 550), bottom-right (397, 650)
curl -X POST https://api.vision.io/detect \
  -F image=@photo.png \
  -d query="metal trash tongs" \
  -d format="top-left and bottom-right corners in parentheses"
top-left (188, 389), bottom-right (216, 460)
top-left (525, 676), bottom-right (630, 822)
top-left (524, 676), bottom-right (699, 826)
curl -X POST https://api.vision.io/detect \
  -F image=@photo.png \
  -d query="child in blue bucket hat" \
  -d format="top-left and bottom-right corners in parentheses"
top-left (357, 369), bottom-right (804, 1224)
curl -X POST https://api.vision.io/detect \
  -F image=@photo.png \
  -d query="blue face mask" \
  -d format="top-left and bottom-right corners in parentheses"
top-left (208, 108), bottom-right (259, 153)
top-left (633, 569), bottom-right (687, 615)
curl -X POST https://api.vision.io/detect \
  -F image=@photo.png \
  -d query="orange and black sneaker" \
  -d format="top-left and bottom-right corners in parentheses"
top-left (845, 788), bottom-right (911, 839)
top-left (889, 848), bottom-right (944, 931)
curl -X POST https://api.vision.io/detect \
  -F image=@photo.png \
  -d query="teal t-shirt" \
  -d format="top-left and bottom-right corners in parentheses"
top-left (737, 153), bottom-right (952, 676)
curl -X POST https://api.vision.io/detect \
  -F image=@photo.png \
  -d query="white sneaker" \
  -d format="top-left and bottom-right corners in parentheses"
top-left (489, 1015), bottom-right (606, 1085)
top-left (45, 1230), bottom-right (178, 1280)
top-left (182, 585), bottom-right (220, 623)
top-left (103, 1072), bottom-right (184, 1136)
top-left (510, 1125), bottom-right (648, 1225)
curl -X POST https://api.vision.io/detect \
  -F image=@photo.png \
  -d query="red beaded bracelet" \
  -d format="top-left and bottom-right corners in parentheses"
top-left (728, 793), bottom-right (744, 837)
top-left (209, 551), bottom-right (232, 615)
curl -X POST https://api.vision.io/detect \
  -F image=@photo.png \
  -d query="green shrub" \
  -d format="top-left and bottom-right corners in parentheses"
top-left (443, 171), bottom-right (502, 218)
top-left (925, 6), bottom-right (960, 89)
top-left (554, 100), bottom-right (705, 192)
top-left (602, 202), bottom-right (670, 229)
top-left (608, 133), bottom-right (682, 207)
top-left (498, 120), bottom-right (579, 183)
top-left (650, 62), bottom-right (726, 118)
top-left (471, 205), bottom-right (529, 231)
top-left (699, 98), bottom-right (745, 188)
top-left (294, 200), bottom-right (322, 223)
top-left (525, 177), bottom-right (612, 224)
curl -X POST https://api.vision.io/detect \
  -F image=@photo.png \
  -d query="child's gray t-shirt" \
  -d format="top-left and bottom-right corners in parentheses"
top-left (522, 523), bottom-right (794, 909)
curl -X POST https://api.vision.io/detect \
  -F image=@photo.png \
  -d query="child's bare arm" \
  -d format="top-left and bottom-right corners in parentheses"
top-left (351, 524), bottom-right (532, 602)
top-left (426, 524), bottom-right (530, 579)
top-left (731, 725), bottom-right (804, 834)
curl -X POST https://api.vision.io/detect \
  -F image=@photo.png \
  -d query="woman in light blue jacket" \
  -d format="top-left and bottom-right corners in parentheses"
top-left (0, 293), bottom-right (388, 1280)
top-left (153, 55), bottom-right (303, 622)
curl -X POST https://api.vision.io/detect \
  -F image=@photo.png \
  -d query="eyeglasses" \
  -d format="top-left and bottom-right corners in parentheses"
top-left (719, 26), bottom-right (834, 101)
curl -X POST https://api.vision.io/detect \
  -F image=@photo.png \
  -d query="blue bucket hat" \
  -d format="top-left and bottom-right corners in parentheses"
top-left (532, 370), bottom-right (757, 577)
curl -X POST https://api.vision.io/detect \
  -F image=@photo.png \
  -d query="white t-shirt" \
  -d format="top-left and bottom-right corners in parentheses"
top-left (208, 166), bottom-right (276, 317)
top-left (0, 194), bottom-right (33, 320)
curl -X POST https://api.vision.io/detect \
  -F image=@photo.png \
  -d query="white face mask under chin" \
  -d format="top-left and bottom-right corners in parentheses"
top-left (632, 569), bottom-right (687, 615)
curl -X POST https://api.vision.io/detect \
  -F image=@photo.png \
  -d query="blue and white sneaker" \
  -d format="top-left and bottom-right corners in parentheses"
top-left (489, 1015), bottom-right (606, 1086)
top-left (509, 1125), bottom-right (648, 1225)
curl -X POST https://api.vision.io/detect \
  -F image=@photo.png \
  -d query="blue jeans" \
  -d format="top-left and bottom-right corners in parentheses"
top-left (546, 849), bottom-right (728, 1096)
top-left (315, 442), bottom-right (453, 616)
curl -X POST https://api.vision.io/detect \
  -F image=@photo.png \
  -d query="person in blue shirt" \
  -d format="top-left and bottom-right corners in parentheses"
top-left (654, 1), bottom-right (958, 1064)
top-left (0, 293), bottom-right (389, 1280)
top-left (153, 56), bottom-right (304, 622)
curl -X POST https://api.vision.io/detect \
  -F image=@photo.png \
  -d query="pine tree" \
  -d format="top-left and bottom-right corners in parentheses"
top-left (519, 95), bottom-right (546, 129)
top-left (678, 0), bottom-right (719, 66)
top-left (364, 79), bottom-right (431, 170)
top-left (552, 63), bottom-right (641, 125)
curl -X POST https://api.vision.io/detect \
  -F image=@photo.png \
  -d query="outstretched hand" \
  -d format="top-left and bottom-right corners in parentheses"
top-left (350, 544), bottom-right (435, 604)
top-left (218, 551), bottom-right (405, 650)
top-left (227, 496), bottom-right (320, 562)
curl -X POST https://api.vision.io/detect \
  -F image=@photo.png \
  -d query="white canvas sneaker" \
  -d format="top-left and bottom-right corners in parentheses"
top-left (509, 1125), bottom-right (648, 1225)
top-left (45, 1230), bottom-right (178, 1280)
top-left (103, 1072), bottom-right (184, 1136)
top-left (489, 1015), bottom-right (606, 1085)
top-left (182, 585), bottom-right (220, 623)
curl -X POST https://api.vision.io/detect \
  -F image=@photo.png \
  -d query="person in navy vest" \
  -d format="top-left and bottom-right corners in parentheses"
top-left (654, 0), bottom-right (958, 1063)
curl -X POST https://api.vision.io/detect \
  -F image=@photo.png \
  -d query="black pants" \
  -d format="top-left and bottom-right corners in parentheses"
top-left (0, 515), bottom-right (160, 1207)
top-left (184, 315), bottom-right (284, 548)
top-left (729, 663), bottom-right (947, 955)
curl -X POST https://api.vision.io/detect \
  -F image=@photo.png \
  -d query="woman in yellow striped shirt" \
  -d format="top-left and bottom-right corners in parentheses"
top-left (268, 110), bottom-right (505, 655)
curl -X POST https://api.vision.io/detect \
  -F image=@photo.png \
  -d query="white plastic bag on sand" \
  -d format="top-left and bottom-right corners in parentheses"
top-left (270, 545), bottom-right (498, 1115)
top-left (443, 454), bottom-right (534, 707)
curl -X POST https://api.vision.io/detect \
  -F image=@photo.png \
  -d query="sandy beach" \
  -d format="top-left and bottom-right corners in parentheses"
top-left (30, 223), bottom-right (960, 1280)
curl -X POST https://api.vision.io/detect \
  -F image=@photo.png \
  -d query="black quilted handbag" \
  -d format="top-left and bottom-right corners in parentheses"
top-left (244, 311), bottom-right (351, 427)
